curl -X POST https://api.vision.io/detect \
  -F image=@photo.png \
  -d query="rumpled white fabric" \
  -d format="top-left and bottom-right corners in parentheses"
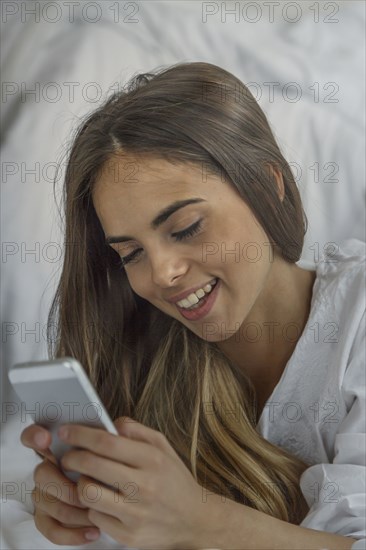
top-left (257, 238), bottom-right (366, 548)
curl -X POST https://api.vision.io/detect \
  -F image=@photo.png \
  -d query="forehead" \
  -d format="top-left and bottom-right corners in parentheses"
top-left (92, 153), bottom-right (222, 209)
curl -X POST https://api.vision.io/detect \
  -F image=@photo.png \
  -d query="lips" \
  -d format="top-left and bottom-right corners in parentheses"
top-left (166, 277), bottom-right (217, 304)
top-left (175, 278), bottom-right (221, 321)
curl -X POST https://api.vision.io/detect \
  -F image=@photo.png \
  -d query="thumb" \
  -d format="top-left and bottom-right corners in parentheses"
top-left (113, 416), bottom-right (136, 435)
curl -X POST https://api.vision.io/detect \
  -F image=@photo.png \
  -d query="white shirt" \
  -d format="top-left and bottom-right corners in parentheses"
top-left (256, 238), bottom-right (366, 549)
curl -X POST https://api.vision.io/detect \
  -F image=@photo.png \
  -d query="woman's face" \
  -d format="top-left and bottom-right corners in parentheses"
top-left (92, 154), bottom-right (277, 342)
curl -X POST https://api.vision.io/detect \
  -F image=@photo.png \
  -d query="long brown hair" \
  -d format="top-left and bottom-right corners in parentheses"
top-left (48, 62), bottom-right (309, 523)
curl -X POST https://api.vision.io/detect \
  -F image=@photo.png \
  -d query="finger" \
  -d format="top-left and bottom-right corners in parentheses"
top-left (21, 425), bottom-right (56, 464)
top-left (35, 448), bottom-right (57, 465)
top-left (21, 424), bottom-right (51, 450)
top-left (77, 474), bottom-right (137, 522)
top-left (113, 416), bottom-right (136, 434)
top-left (114, 418), bottom-right (178, 460)
top-left (33, 457), bottom-right (87, 509)
top-left (114, 416), bottom-right (160, 444)
top-left (86, 509), bottom-right (125, 546)
top-left (34, 509), bottom-right (100, 546)
top-left (115, 417), bottom-right (169, 449)
top-left (61, 450), bottom-right (139, 491)
top-left (32, 486), bottom-right (94, 527)
top-left (58, 424), bottom-right (156, 468)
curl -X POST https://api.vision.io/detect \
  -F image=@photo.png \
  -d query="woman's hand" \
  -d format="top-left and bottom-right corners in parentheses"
top-left (58, 417), bottom-right (214, 550)
top-left (20, 424), bottom-right (101, 545)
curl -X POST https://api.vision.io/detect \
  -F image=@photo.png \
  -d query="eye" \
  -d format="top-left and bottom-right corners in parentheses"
top-left (119, 219), bottom-right (203, 267)
top-left (172, 219), bottom-right (203, 242)
top-left (119, 248), bottom-right (142, 267)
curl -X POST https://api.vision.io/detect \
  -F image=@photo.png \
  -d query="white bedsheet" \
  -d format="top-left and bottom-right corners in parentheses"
top-left (1, 1), bottom-right (365, 548)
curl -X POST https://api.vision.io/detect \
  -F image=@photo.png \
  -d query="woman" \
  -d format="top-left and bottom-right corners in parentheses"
top-left (21, 62), bottom-right (365, 549)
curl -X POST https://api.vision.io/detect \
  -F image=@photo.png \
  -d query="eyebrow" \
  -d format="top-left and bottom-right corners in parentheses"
top-left (105, 197), bottom-right (206, 245)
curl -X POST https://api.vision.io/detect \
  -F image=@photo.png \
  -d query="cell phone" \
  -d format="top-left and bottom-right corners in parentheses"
top-left (8, 357), bottom-right (118, 482)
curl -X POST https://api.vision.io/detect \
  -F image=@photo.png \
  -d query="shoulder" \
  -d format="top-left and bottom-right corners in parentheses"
top-left (257, 239), bottom-right (365, 446)
top-left (314, 237), bottom-right (365, 300)
top-left (310, 238), bottom-right (365, 342)
top-left (309, 238), bottom-right (365, 418)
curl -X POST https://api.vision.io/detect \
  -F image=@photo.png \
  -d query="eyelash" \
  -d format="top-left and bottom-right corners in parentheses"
top-left (119, 219), bottom-right (203, 266)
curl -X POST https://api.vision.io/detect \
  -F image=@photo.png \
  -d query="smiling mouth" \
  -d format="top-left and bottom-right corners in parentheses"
top-left (175, 278), bottom-right (218, 310)
top-left (175, 278), bottom-right (220, 321)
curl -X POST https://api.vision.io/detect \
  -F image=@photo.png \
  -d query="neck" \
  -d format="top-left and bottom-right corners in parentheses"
top-left (216, 258), bottom-right (316, 419)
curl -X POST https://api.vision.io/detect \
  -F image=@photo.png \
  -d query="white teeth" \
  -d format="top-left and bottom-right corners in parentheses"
top-left (176, 279), bottom-right (217, 309)
top-left (187, 294), bottom-right (200, 305)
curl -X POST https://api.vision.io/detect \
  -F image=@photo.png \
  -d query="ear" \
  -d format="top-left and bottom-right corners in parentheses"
top-left (266, 163), bottom-right (285, 203)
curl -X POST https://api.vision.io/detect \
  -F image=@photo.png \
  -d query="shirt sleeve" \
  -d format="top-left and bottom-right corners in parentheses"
top-left (298, 311), bottom-right (366, 547)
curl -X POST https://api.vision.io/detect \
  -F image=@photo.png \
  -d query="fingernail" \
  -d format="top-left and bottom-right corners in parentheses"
top-left (34, 432), bottom-right (47, 447)
top-left (84, 530), bottom-right (100, 541)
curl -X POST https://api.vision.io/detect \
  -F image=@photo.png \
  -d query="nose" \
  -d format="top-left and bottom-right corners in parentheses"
top-left (150, 247), bottom-right (188, 288)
